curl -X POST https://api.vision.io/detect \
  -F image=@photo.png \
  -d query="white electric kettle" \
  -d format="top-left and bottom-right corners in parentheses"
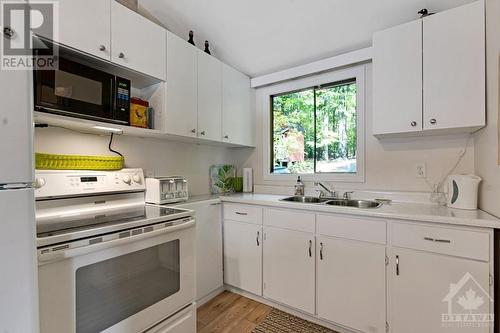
top-left (446, 174), bottom-right (482, 210)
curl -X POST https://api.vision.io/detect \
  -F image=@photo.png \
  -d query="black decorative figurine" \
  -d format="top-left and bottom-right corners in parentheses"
top-left (204, 41), bottom-right (211, 55)
top-left (418, 8), bottom-right (434, 18)
top-left (188, 30), bottom-right (195, 45)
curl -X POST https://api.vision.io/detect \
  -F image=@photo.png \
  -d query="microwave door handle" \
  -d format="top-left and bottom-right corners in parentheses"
top-left (38, 218), bottom-right (195, 264)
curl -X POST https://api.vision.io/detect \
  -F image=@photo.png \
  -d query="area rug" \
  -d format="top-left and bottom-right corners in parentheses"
top-left (252, 308), bottom-right (337, 333)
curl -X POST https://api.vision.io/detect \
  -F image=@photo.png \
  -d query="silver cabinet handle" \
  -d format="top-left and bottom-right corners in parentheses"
top-left (396, 255), bottom-right (400, 276)
top-left (200, 131), bottom-right (206, 136)
top-left (235, 212), bottom-right (247, 216)
top-left (411, 121), bottom-right (417, 127)
top-left (308, 240), bottom-right (312, 257)
top-left (118, 52), bottom-right (125, 59)
top-left (430, 118), bottom-right (437, 125)
top-left (424, 237), bottom-right (451, 244)
top-left (256, 231), bottom-right (260, 246)
top-left (99, 45), bottom-right (106, 51)
top-left (3, 27), bottom-right (14, 39)
top-left (319, 242), bottom-right (324, 260)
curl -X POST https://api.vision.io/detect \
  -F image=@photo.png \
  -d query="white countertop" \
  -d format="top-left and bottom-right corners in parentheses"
top-left (219, 193), bottom-right (500, 229)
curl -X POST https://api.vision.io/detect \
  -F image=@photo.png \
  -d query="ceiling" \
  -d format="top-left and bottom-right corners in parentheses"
top-left (139, 0), bottom-right (476, 77)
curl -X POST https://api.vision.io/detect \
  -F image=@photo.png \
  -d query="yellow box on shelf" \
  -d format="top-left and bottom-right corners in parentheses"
top-left (35, 153), bottom-right (124, 171)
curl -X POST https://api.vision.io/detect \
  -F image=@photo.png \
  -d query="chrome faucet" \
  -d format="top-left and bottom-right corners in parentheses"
top-left (315, 182), bottom-right (337, 198)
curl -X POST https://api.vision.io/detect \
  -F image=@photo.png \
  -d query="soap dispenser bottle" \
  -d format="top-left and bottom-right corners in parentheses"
top-left (294, 176), bottom-right (305, 196)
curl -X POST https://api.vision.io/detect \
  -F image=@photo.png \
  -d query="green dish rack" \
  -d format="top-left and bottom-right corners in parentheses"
top-left (35, 153), bottom-right (124, 171)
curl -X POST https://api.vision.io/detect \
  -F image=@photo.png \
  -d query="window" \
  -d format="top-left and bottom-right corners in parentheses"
top-left (263, 67), bottom-right (365, 182)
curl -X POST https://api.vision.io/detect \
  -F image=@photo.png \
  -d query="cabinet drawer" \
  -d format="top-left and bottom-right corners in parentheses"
top-left (223, 203), bottom-right (262, 224)
top-left (391, 222), bottom-right (490, 261)
top-left (317, 214), bottom-right (386, 244)
top-left (263, 208), bottom-right (315, 233)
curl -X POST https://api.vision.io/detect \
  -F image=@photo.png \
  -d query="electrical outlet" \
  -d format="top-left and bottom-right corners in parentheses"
top-left (415, 163), bottom-right (426, 178)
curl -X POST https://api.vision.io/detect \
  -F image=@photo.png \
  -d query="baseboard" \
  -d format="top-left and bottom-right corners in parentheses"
top-left (225, 285), bottom-right (363, 333)
top-left (196, 286), bottom-right (225, 308)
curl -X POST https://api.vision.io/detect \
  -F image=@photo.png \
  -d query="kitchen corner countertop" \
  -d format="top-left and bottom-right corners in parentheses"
top-left (219, 193), bottom-right (500, 229)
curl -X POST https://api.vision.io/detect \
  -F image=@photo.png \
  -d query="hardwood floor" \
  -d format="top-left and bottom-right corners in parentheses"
top-left (197, 291), bottom-right (272, 333)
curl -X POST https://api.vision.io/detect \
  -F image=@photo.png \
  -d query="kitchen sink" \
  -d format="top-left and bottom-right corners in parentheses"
top-left (280, 196), bottom-right (382, 208)
top-left (324, 199), bottom-right (382, 208)
top-left (280, 196), bottom-right (329, 203)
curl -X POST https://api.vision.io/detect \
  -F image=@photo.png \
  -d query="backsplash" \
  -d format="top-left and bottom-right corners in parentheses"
top-left (34, 127), bottom-right (252, 196)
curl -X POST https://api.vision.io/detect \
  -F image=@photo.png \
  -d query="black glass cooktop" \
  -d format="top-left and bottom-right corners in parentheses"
top-left (37, 205), bottom-right (186, 238)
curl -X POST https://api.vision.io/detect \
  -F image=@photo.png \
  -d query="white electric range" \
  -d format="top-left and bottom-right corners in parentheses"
top-left (35, 168), bottom-right (196, 333)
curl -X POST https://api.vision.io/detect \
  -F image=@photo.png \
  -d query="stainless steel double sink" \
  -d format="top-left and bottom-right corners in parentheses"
top-left (280, 196), bottom-right (382, 208)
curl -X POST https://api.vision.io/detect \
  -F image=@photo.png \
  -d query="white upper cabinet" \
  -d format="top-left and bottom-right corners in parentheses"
top-left (422, 0), bottom-right (485, 131)
top-left (42, 0), bottom-right (111, 60)
top-left (373, 20), bottom-right (422, 135)
top-left (111, 1), bottom-right (166, 80)
top-left (197, 51), bottom-right (222, 141)
top-left (164, 31), bottom-right (198, 137)
top-left (222, 64), bottom-right (255, 146)
top-left (372, 0), bottom-right (485, 137)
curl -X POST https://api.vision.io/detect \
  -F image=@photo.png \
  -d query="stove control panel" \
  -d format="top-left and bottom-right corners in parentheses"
top-left (35, 168), bottom-right (145, 199)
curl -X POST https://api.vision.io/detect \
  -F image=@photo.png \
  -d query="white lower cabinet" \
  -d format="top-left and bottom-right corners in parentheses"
top-left (223, 219), bottom-right (262, 295)
top-left (221, 204), bottom-right (494, 333)
top-left (263, 226), bottom-right (315, 314)
top-left (317, 236), bottom-right (386, 333)
top-left (177, 200), bottom-right (223, 301)
top-left (389, 248), bottom-right (490, 333)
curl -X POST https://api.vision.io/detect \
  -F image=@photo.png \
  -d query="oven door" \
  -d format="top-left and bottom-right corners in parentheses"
top-left (34, 50), bottom-right (121, 124)
top-left (38, 219), bottom-right (195, 333)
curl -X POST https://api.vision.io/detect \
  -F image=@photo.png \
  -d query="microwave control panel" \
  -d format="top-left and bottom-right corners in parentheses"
top-left (115, 77), bottom-right (131, 114)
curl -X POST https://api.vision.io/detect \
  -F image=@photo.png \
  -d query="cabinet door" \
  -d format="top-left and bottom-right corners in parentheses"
top-left (423, 0), bottom-right (485, 131)
top-left (263, 227), bottom-right (315, 314)
top-left (178, 201), bottom-right (222, 301)
top-left (0, 57), bottom-right (33, 184)
top-left (223, 220), bottom-right (262, 295)
top-left (48, 0), bottom-right (111, 60)
top-left (317, 236), bottom-right (386, 333)
top-left (111, 1), bottom-right (166, 80)
top-left (373, 20), bottom-right (422, 135)
top-left (197, 51), bottom-right (222, 141)
top-left (222, 64), bottom-right (254, 146)
top-left (389, 248), bottom-right (490, 333)
top-left (165, 31), bottom-right (198, 137)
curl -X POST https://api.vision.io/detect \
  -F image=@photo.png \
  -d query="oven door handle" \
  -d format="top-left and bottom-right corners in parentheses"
top-left (38, 218), bottom-right (195, 264)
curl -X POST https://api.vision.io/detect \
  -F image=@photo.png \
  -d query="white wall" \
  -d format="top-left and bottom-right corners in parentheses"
top-left (34, 128), bottom-right (252, 196)
top-left (474, 0), bottom-right (500, 217)
top-left (242, 63), bottom-right (475, 195)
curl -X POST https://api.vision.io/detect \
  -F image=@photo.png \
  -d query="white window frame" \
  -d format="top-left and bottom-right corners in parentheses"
top-left (262, 65), bottom-right (365, 182)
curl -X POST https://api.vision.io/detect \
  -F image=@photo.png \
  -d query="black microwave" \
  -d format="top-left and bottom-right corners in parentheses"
top-left (34, 50), bottom-right (131, 125)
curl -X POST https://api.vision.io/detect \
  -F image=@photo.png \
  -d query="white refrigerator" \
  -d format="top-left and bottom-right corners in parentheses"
top-left (0, 59), bottom-right (39, 331)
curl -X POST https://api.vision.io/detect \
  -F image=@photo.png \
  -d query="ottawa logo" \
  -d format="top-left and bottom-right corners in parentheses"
top-left (442, 272), bottom-right (493, 328)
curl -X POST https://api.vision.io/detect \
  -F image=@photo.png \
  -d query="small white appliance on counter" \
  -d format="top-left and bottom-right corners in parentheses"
top-left (145, 176), bottom-right (189, 204)
top-left (243, 168), bottom-right (253, 193)
top-left (446, 174), bottom-right (482, 210)
top-left (35, 169), bottom-right (196, 333)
